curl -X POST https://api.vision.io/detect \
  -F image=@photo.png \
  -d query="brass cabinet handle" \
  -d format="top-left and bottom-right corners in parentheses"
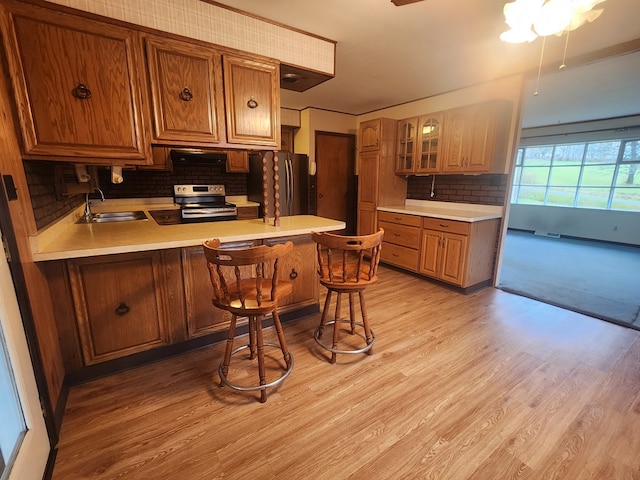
top-left (179, 87), bottom-right (193, 102)
top-left (72, 83), bottom-right (92, 99)
top-left (247, 97), bottom-right (258, 109)
top-left (289, 268), bottom-right (298, 280)
top-left (115, 302), bottom-right (130, 316)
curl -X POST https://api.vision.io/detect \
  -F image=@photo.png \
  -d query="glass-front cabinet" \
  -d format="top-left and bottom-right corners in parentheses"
top-left (396, 117), bottom-right (418, 174)
top-left (415, 113), bottom-right (443, 174)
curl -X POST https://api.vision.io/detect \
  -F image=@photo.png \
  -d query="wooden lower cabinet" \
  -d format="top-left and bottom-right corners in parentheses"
top-left (377, 210), bottom-right (500, 289)
top-left (378, 211), bottom-right (420, 271)
top-left (263, 235), bottom-right (318, 310)
top-left (181, 245), bottom-right (234, 338)
top-left (56, 234), bottom-right (318, 369)
top-left (236, 205), bottom-right (259, 219)
top-left (67, 251), bottom-right (175, 365)
top-left (419, 217), bottom-right (499, 288)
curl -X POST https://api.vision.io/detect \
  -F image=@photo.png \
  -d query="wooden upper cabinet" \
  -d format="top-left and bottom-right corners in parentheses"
top-left (415, 113), bottom-right (444, 174)
top-left (442, 104), bottom-right (477, 173)
top-left (144, 34), bottom-right (224, 146)
top-left (226, 150), bottom-right (249, 173)
top-left (222, 55), bottom-right (280, 147)
top-left (443, 100), bottom-right (512, 174)
top-left (359, 119), bottom-right (382, 152)
top-left (0, 2), bottom-right (150, 163)
top-left (395, 118), bottom-right (418, 174)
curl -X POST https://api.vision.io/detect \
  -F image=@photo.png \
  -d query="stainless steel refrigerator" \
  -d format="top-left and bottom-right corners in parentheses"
top-left (247, 151), bottom-right (309, 217)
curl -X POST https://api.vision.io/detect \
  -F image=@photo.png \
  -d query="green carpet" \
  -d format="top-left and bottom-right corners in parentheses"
top-left (498, 230), bottom-right (640, 330)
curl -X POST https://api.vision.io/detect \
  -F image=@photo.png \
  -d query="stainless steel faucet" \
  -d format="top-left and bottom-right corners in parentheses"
top-left (83, 187), bottom-right (105, 221)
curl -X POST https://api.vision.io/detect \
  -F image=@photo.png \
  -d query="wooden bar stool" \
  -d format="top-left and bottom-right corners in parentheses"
top-left (311, 229), bottom-right (384, 363)
top-left (203, 239), bottom-right (294, 403)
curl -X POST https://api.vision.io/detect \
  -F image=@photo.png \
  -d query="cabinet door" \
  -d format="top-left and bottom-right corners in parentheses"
top-left (223, 55), bottom-right (280, 146)
top-left (359, 119), bottom-right (381, 152)
top-left (395, 118), bottom-right (418, 174)
top-left (264, 235), bottom-right (318, 310)
top-left (226, 150), bottom-right (249, 173)
top-left (67, 252), bottom-right (171, 365)
top-left (419, 229), bottom-right (442, 278)
top-left (181, 246), bottom-right (232, 338)
top-left (1, 3), bottom-right (149, 162)
top-left (415, 113), bottom-right (443, 174)
top-left (357, 151), bottom-right (380, 235)
top-left (443, 105), bottom-right (475, 172)
top-left (439, 232), bottom-right (468, 286)
top-left (467, 100), bottom-right (511, 173)
top-left (145, 35), bottom-right (224, 145)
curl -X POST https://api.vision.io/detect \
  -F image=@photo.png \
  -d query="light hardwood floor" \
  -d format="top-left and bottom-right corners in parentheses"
top-left (52, 266), bottom-right (640, 479)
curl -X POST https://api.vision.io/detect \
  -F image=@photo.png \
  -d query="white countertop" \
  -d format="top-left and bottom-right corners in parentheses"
top-left (30, 198), bottom-right (344, 262)
top-left (378, 200), bottom-right (503, 222)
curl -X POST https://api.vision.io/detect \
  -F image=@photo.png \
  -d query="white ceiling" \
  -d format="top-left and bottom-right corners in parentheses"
top-left (217, 0), bottom-right (640, 128)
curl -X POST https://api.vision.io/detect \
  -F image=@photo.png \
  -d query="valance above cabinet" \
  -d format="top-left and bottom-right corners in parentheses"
top-left (0, 0), bottom-right (151, 163)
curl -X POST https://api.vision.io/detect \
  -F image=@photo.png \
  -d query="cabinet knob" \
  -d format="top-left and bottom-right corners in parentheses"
top-left (289, 268), bottom-right (298, 280)
top-left (179, 87), bottom-right (193, 102)
top-left (72, 83), bottom-right (92, 99)
top-left (115, 302), bottom-right (130, 316)
top-left (247, 97), bottom-right (258, 109)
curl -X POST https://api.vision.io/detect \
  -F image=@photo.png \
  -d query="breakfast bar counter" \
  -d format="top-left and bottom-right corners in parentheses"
top-left (29, 199), bottom-right (345, 262)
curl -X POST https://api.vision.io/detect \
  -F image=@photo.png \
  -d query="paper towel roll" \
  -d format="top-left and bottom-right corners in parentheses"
top-left (111, 165), bottom-right (123, 184)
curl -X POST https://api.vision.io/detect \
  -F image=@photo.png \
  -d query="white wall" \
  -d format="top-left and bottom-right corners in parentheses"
top-left (294, 108), bottom-right (357, 164)
top-left (508, 204), bottom-right (640, 246)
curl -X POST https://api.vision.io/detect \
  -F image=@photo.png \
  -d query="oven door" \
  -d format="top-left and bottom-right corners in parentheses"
top-left (181, 206), bottom-right (237, 222)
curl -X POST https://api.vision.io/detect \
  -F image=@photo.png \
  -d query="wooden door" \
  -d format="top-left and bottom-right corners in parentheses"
top-left (316, 131), bottom-right (356, 234)
top-left (1, 2), bottom-right (149, 162)
top-left (222, 55), bottom-right (280, 146)
top-left (145, 34), bottom-right (224, 145)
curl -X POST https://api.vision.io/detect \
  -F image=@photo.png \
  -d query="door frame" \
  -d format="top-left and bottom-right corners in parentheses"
top-left (314, 131), bottom-right (357, 234)
top-left (0, 222), bottom-right (50, 479)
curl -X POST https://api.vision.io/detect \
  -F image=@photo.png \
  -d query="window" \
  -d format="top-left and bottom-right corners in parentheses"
top-left (512, 138), bottom-right (640, 211)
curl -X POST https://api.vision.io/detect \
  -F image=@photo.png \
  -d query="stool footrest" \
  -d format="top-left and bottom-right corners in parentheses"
top-left (313, 320), bottom-right (376, 355)
top-left (218, 342), bottom-right (294, 392)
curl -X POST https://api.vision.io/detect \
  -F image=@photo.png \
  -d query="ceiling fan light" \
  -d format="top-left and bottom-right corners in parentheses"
top-left (533, 0), bottom-right (573, 36)
top-left (500, 27), bottom-right (537, 43)
top-left (503, 0), bottom-right (543, 29)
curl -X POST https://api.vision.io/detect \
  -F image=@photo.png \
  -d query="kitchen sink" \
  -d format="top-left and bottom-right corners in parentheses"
top-left (77, 211), bottom-right (148, 224)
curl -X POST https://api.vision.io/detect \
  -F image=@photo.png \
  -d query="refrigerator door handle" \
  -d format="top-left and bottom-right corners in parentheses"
top-left (286, 156), bottom-right (293, 215)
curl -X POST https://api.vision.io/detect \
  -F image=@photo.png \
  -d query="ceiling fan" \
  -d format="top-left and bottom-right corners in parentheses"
top-left (391, 0), bottom-right (426, 5)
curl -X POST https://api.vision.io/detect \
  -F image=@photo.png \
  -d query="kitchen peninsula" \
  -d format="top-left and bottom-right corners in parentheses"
top-left (36, 200), bottom-right (344, 380)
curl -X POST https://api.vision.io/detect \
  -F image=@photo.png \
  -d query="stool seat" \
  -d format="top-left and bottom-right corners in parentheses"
top-left (311, 229), bottom-right (384, 363)
top-left (203, 239), bottom-right (294, 403)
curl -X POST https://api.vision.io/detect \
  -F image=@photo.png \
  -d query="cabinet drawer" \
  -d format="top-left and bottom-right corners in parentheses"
top-left (378, 221), bottom-right (420, 248)
top-left (381, 242), bottom-right (419, 271)
top-left (236, 205), bottom-right (259, 219)
top-left (422, 217), bottom-right (470, 235)
top-left (378, 210), bottom-right (421, 227)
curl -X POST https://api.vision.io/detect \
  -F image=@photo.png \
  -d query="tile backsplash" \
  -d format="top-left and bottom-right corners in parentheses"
top-left (407, 174), bottom-right (508, 206)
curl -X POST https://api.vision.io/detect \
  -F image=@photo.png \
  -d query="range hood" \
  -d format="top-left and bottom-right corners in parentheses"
top-left (169, 148), bottom-right (227, 164)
